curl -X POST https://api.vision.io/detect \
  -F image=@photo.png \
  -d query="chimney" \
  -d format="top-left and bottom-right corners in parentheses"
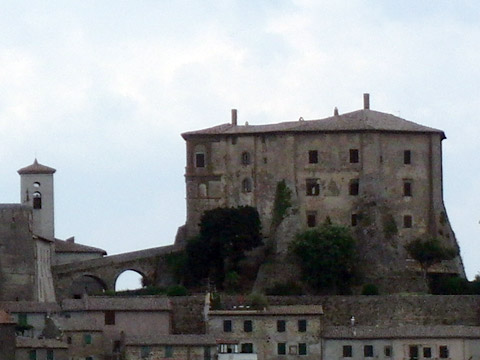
top-left (66, 236), bottom-right (75, 243)
top-left (231, 109), bottom-right (237, 126)
top-left (363, 93), bottom-right (370, 110)
top-left (334, 107), bottom-right (339, 116)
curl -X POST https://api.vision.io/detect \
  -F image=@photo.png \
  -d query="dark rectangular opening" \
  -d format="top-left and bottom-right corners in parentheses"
top-left (349, 179), bottom-right (359, 196)
top-left (404, 181), bottom-right (412, 196)
top-left (308, 150), bottom-right (318, 164)
top-left (223, 320), bottom-right (232, 332)
top-left (404, 150), bottom-right (411, 164)
top-left (306, 179), bottom-right (320, 196)
top-left (350, 149), bottom-right (359, 163)
top-left (243, 320), bottom-right (252, 332)
top-left (277, 320), bottom-right (286, 332)
top-left (104, 310), bottom-right (115, 325)
top-left (403, 215), bottom-right (413, 228)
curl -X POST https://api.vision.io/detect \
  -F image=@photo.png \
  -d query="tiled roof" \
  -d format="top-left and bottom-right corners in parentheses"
top-left (16, 337), bottom-right (68, 349)
top-left (182, 109), bottom-right (445, 139)
top-left (59, 318), bottom-right (103, 332)
top-left (323, 325), bottom-right (480, 339)
top-left (125, 334), bottom-right (217, 346)
top-left (61, 296), bottom-right (171, 312)
top-left (17, 159), bottom-right (56, 175)
top-left (55, 239), bottom-right (107, 255)
top-left (0, 302), bottom-right (60, 313)
top-left (209, 305), bottom-right (323, 316)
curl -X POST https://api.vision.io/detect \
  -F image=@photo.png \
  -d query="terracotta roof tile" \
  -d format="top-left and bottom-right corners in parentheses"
top-left (55, 239), bottom-right (107, 255)
top-left (17, 159), bottom-right (56, 175)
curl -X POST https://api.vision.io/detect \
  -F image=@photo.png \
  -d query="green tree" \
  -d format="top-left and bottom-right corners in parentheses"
top-left (290, 221), bottom-right (357, 293)
top-left (405, 237), bottom-right (457, 280)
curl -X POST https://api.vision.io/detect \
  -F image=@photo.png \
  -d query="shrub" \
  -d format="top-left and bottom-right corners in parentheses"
top-left (246, 293), bottom-right (268, 310)
top-left (166, 285), bottom-right (188, 296)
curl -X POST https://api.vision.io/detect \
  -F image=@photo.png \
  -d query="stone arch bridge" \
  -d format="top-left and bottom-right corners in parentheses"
top-left (53, 244), bottom-right (181, 299)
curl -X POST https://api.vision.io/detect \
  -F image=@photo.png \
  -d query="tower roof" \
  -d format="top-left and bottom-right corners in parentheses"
top-left (17, 159), bottom-right (56, 175)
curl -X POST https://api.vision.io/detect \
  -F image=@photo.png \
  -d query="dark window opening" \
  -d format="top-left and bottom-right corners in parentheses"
top-left (439, 346), bottom-right (449, 359)
top-left (232, 136), bottom-right (237, 145)
top-left (351, 214), bottom-right (358, 227)
top-left (404, 181), bottom-right (412, 197)
top-left (364, 345), bottom-right (373, 357)
top-left (223, 320), bottom-right (232, 332)
top-left (306, 179), bottom-right (320, 196)
top-left (84, 334), bottom-right (92, 345)
top-left (29, 350), bottom-right (36, 360)
top-left (278, 343), bottom-right (286, 355)
top-left (241, 343), bottom-right (253, 354)
top-left (105, 310), bottom-right (115, 325)
top-left (307, 212), bottom-right (316, 228)
top-left (113, 340), bottom-right (121, 352)
top-left (195, 153), bottom-right (205, 168)
top-left (384, 346), bottom-right (392, 357)
top-left (343, 345), bottom-right (353, 357)
top-left (47, 350), bottom-right (54, 360)
top-left (241, 152), bottom-right (251, 165)
top-left (204, 346), bottom-right (211, 360)
top-left (409, 345), bottom-right (419, 360)
top-left (277, 320), bottom-right (286, 332)
top-left (403, 215), bottom-right (413, 228)
top-left (423, 347), bottom-right (432, 358)
top-left (242, 178), bottom-right (252, 193)
top-left (141, 346), bottom-right (151, 359)
top-left (308, 150), bottom-right (318, 164)
top-left (350, 149), bottom-right (359, 163)
top-left (298, 319), bottom-right (307, 332)
top-left (33, 192), bottom-right (42, 209)
top-left (298, 343), bottom-right (307, 355)
top-left (67, 336), bottom-right (72, 344)
top-left (404, 150), bottom-right (411, 164)
top-left (243, 320), bottom-right (252, 332)
top-left (165, 345), bottom-right (173, 358)
top-left (349, 179), bottom-right (359, 196)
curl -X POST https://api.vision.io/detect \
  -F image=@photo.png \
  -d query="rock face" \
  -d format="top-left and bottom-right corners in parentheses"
top-left (181, 97), bottom-right (464, 292)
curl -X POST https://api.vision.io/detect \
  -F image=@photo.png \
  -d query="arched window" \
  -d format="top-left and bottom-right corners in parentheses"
top-left (33, 192), bottom-right (42, 209)
top-left (241, 152), bottom-right (251, 165)
top-left (242, 178), bottom-right (252, 193)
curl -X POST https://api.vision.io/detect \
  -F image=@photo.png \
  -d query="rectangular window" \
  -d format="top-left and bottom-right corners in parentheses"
top-left (404, 150), bottom-right (411, 164)
top-left (403, 215), bottom-right (413, 228)
top-left (409, 345), bottom-right (419, 360)
top-left (47, 350), bottom-right (54, 360)
top-left (439, 346), bottom-right (449, 358)
top-left (364, 345), bottom-right (373, 357)
top-left (195, 153), bottom-right (205, 168)
top-left (141, 346), bottom-right (151, 359)
top-left (241, 343), bottom-right (253, 354)
top-left (18, 313), bottom-right (28, 326)
top-left (277, 320), bottom-right (286, 332)
top-left (384, 346), bottom-right (392, 357)
top-left (351, 214), bottom-right (358, 227)
top-left (298, 319), bottom-right (307, 332)
top-left (349, 179), bottom-right (359, 196)
top-left (84, 334), bottom-right (92, 345)
top-left (307, 212), bottom-right (316, 228)
top-left (277, 342), bottom-right (286, 355)
top-left (423, 347), bottom-right (432, 358)
top-left (350, 149), bottom-right (359, 163)
top-left (343, 345), bottom-right (353, 357)
top-left (105, 310), bottom-right (115, 325)
top-left (243, 320), bottom-right (253, 332)
top-left (298, 343), bottom-right (307, 355)
top-left (306, 179), bottom-right (320, 196)
top-left (404, 181), bottom-right (412, 197)
top-left (204, 346), bottom-right (212, 360)
top-left (165, 345), bottom-right (173, 358)
top-left (223, 320), bottom-right (232, 332)
top-left (308, 150), bottom-right (318, 164)
top-left (29, 350), bottom-right (36, 360)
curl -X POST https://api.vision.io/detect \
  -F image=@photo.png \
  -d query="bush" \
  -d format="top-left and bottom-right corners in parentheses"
top-left (266, 281), bottom-right (304, 296)
top-left (246, 293), bottom-right (268, 310)
top-left (224, 271), bottom-right (240, 293)
top-left (361, 283), bottom-right (379, 295)
top-left (166, 285), bottom-right (188, 296)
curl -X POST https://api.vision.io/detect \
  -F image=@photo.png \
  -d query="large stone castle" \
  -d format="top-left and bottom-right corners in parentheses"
top-left (181, 94), bottom-right (464, 292)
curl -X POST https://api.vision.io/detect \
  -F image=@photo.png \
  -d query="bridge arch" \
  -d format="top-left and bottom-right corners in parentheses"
top-left (114, 268), bottom-right (149, 291)
top-left (68, 274), bottom-right (108, 299)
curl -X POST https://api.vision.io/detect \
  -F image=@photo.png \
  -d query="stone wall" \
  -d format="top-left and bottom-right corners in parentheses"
top-left (170, 295), bottom-right (206, 334)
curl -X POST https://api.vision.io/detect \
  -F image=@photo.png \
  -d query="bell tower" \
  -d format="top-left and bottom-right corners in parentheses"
top-left (17, 159), bottom-right (56, 240)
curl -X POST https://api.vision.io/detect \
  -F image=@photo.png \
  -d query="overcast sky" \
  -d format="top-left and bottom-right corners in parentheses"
top-left (0, 1), bottom-right (479, 286)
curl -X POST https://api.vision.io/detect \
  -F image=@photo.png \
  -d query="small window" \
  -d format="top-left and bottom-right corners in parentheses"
top-left (364, 345), bottom-right (373, 357)
top-left (232, 136), bottom-right (237, 145)
top-left (67, 336), bottom-right (72, 344)
top-left (439, 346), bottom-right (449, 359)
top-left (195, 153), bottom-right (205, 168)
top-left (308, 150), bottom-right (318, 164)
top-left (141, 346), bottom-right (151, 359)
top-left (277, 320), bottom-right (286, 332)
top-left (29, 350), bottom-right (37, 360)
top-left (204, 346), bottom-right (212, 360)
top-left (223, 320), bottom-right (232, 332)
top-left (277, 343), bottom-right (286, 355)
top-left (105, 310), bottom-right (115, 325)
top-left (343, 345), bottom-right (353, 357)
top-left (384, 345), bottom-right (392, 357)
top-left (299, 343), bottom-right (307, 356)
top-left (165, 345), bottom-right (174, 358)
top-left (349, 179), bottom-right (359, 196)
top-left (241, 343), bottom-right (253, 354)
top-left (242, 178), bottom-right (252, 193)
top-left (18, 313), bottom-right (28, 326)
top-left (403, 181), bottom-right (412, 197)
top-left (403, 215), bottom-right (413, 228)
top-left (241, 152), bottom-right (251, 165)
top-left (306, 179), bottom-right (320, 196)
top-left (298, 319), bottom-right (307, 332)
top-left (351, 214), bottom-right (358, 227)
top-left (33, 191), bottom-right (42, 209)
top-left (404, 150), bottom-right (411, 164)
top-left (46, 350), bottom-right (54, 360)
top-left (243, 320), bottom-right (253, 332)
top-left (84, 333), bottom-right (92, 345)
top-left (33, 182), bottom-right (40, 188)
top-left (350, 149), bottom-right (359, 163)
top-left (409, 345), bottom-right (419, 360)
top-left (423, 347), bottom-right (432, 358)
top-left (307, 212), bottom-right (316, 228)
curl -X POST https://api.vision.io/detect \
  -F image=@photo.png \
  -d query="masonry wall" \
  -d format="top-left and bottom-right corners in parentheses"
top-left (125, 344), bottom-right (216, 360)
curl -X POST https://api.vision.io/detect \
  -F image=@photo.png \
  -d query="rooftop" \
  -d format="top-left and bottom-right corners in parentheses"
top-left (62, 296), bottom-right (171, 312)
top-left (125, 334), bottom-right (217, 346)
top-left (209, 305), bottom-right (323, 316)
top-left (17, 159), bottom-right (56, 175)
top-left (55, 238), bottom-right (107, 255)
top-left (16, 337), bottom-right (68, 349)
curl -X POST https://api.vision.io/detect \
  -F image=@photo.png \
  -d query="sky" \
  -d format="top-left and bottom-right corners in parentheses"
top-left (0, 1), bottom-right (479, 287)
